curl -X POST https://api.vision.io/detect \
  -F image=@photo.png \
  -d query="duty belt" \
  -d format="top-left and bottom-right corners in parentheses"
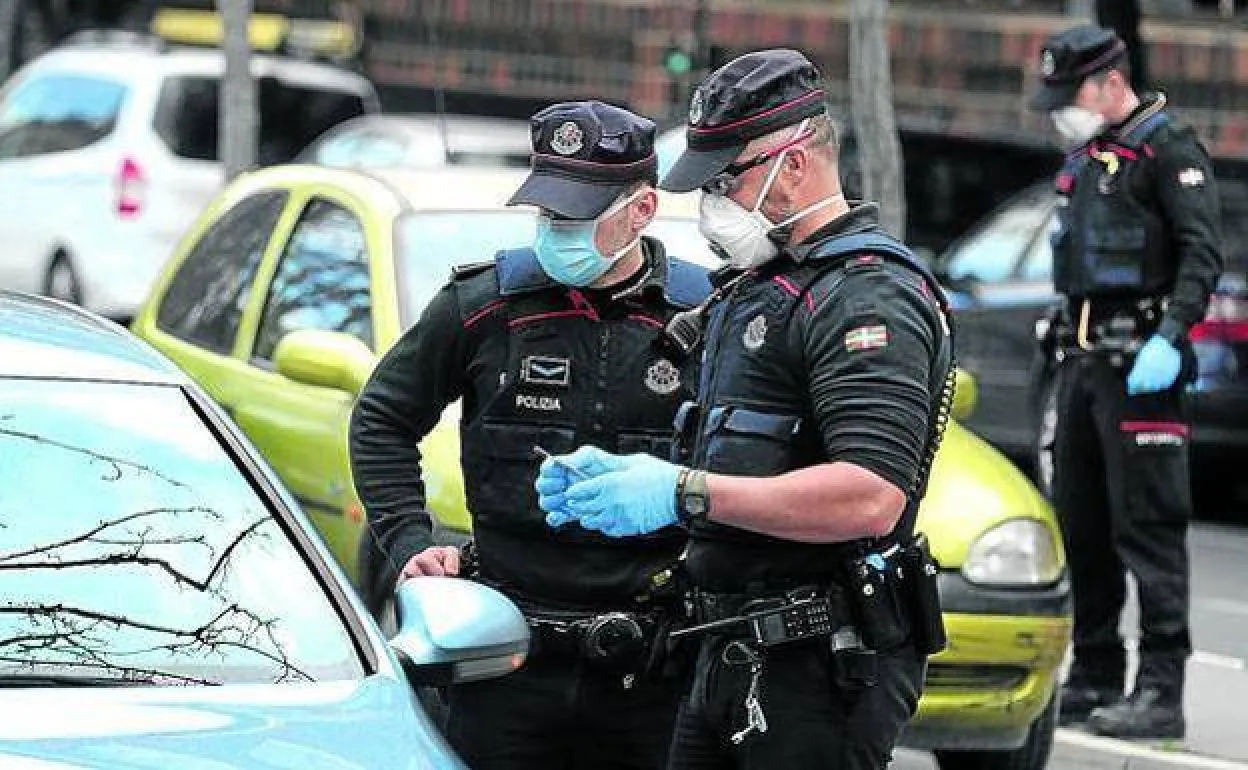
top-left (518, 602), bottom-right (660, 671)
top-left (1048, 296), bottom-right (1167, 365)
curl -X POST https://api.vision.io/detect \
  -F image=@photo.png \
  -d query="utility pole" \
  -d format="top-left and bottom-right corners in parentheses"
top-left (1096, 0), bottom-right (1148, 91)
top-left (849, 0), bottom-right (905, 238)
top-left (218, 0), bottom-right (256, 180)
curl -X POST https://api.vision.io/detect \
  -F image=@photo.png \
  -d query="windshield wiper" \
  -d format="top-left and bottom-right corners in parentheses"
top-left (0, 673), bottom-right (161, 688)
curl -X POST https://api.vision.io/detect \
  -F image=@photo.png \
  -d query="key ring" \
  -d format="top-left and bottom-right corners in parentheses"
top-left (721, 639), bottom-right (763, 666)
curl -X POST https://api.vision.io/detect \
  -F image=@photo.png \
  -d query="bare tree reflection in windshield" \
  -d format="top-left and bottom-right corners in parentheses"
top-left (0, 382), bottom-right (363, 686)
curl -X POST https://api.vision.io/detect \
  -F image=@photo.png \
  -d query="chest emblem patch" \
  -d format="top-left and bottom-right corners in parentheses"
top-left (743, 314), bottom-right (767, 352)
top-left (644, 358), bottom-right (682, 395)
top-left (845, 324), bottom-right (889, 352)
top-left (521, 355), bottom-right (571, 387)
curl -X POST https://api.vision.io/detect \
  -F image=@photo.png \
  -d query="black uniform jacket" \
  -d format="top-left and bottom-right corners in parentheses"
top-left (1059, 94), bottom-right (1222, 343)
top-left (350, 237), bottom-right (710, 609)
top-left (684, 204), bottom-right (954, 591)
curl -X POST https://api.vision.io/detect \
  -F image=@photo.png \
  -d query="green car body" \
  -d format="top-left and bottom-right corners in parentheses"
top-left (134, 164), bottom-right (1071, 769)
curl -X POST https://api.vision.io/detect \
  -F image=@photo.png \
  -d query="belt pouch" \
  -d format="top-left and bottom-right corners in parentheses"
top-left (899, 533), bottom-right (948, 655)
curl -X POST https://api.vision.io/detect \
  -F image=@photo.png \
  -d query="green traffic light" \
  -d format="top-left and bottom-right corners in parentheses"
top-left (665, 50), bottom-right (692, 75)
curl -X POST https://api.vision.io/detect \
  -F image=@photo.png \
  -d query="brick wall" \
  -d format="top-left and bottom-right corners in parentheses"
top-left (358, 0), bottom-right (1248, 157)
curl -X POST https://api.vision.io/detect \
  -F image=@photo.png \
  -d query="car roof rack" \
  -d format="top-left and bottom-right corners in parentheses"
top-left (61, 28), bottom-right (169, 52)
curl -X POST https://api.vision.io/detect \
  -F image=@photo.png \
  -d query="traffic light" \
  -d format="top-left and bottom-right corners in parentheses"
top-left (664, 46), bottom-right (693, 77)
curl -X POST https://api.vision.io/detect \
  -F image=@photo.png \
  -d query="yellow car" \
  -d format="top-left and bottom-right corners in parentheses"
top-left (133, 163), bottom-right (1070, 770)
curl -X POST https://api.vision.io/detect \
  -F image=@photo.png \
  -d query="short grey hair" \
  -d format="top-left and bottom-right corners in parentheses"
top-left (745, 111), bottom-right (839, 159)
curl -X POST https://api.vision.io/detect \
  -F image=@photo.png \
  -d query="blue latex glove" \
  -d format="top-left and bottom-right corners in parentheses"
top-left (536, 446), bottom-right (682, 537)
top-left (1126, 334), bottom-right (1182, 395)
top-left (535, 446), bottom-right (618, 527)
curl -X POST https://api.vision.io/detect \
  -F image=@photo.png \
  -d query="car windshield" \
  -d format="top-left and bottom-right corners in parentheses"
top-left (0, 379), bottom-right (364, 685)
top-left (943, 196), bottom-right (1053, 284)
top-left (0, 73), bottom-right (126, 158)
top-left (395, 211), bottom-right (717, 324)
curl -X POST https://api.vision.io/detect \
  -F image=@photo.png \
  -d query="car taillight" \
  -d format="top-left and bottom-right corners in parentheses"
top-left (116, 157), bottom-right (144, 218)
top-left (1190, 291), bottom-right (1248, 342)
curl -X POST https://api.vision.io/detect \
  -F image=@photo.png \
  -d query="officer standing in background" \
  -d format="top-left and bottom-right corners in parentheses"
top-left (1030, 25), bottom-right (1222, 740)
top-left (349, 101), bottom-right (710, 769)
top-left (536, 50), bottom-right (955, 769)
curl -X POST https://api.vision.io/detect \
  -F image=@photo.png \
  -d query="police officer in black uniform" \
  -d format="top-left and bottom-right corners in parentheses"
top-left (1030, 25), bottom-right (1222, 740)
top-left (536, 50), bottom-right (955, 769)
top-left (348, 101), bottom-right (710, 769)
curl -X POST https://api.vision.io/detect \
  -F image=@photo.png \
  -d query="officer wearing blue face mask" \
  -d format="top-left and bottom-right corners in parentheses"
top-left (348, 100), bottom-right (710, 770)
top-left (1029, 25), bottom-right (1222, 740)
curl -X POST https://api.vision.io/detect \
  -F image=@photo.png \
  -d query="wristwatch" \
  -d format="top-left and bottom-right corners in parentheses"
top-left (676, 468), bottom-right (710, 525)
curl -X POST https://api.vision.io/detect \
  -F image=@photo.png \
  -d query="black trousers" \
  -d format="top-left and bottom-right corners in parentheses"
top-left (1052, 354), bottom-right (1192, 699)
top-left (446, 654), bottom-right (684, 770)
top-left (667, 636), bottom-right (924, 770)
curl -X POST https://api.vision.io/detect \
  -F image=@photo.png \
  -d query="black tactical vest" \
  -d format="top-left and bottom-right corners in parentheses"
top-left (678, 231), bottom-right (953, 593)
top-left (1051, 104), bottom-right (1175, 298)
top-left (452, 242), bottom-right (710, 607)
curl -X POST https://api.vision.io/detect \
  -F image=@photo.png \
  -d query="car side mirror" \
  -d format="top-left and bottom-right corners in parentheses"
top-left (951, 367), bottom-right (978, 421)
top-left (388, 577), bottom-right (530, 687)
top-left (273, 329), bottom-right (375, 395)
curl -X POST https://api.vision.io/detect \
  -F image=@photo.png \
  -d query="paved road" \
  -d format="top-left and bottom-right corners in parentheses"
top-left (892, 521), bottom-right (1248, 769)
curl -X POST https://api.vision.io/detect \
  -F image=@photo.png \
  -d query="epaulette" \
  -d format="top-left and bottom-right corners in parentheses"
top-left (450, 260), bottom-right (494, 281)
top-left (806, 231), bottom-right (949, 313)
top-left (449, 260), bottom-right (502, 326)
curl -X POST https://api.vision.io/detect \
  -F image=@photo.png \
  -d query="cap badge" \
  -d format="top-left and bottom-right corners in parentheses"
top-left (1041, 49), bottom-right (1057, 78)
top-left (689, 89), bottom-right (705, 126)
top-left (644, 358), bottom-right (682, 395)
top-left (550, 121), bottom-right (584, 156)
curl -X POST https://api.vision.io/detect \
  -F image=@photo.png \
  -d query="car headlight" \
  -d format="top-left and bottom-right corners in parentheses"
top-left (961, 518), bottom-right (1062, 587)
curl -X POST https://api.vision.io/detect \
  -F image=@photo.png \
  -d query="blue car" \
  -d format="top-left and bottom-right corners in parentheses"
top-left (0, 291), bottom-right (529, 768)
top-left (937, 178), bottom-right (1248, 506)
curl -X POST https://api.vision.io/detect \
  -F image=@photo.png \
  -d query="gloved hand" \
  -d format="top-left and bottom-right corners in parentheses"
top-left (535, 445), bottom-right (620, 527)
top-left (1126, 334), bottom-right (1183, 395)
top-left (535, 446), bottom-right (683, 537)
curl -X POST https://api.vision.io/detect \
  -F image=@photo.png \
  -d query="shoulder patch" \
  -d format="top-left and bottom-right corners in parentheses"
top-left (845, 324), bottom-right (889, 352)
top-left (1177, 167), bottom-right (1206, 188)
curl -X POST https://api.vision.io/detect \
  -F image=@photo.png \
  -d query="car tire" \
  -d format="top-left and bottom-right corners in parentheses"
top-left (934, 692), bottom-right (1058, 770)
top-left (43, 252), bottom-right (83, 306)
top-left (1031, 375), bottom-right (1058, 499)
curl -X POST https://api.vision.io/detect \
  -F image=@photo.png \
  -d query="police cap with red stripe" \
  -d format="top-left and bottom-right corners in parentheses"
top-left (1029, 25), bottom-right (1128, 111)
top-left (661, 48), bottom-right (827, 194)
top-left (508, 100), bottom-right (658, 220)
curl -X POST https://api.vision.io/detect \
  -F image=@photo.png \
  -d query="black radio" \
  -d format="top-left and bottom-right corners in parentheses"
top-left (745, 597), bottom-right (837, 647)
top-left (672, 592), bottom-right (852, 649)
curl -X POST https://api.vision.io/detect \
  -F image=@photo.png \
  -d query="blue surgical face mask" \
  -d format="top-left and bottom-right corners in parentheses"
top-left (533, 191), bottom-right (642, 287)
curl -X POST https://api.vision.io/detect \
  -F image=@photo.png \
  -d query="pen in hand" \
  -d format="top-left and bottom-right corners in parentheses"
top-left (533, 445), bottom-right (591, 481)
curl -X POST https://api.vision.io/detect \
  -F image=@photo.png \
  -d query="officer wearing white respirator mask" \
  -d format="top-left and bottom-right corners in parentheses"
top-left (1028, 24), bottom-right (1223, 741)
top-left (536, 50), bottom-right (955, 770)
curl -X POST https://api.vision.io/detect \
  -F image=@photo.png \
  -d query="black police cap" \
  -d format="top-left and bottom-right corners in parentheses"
top-left (508, 100), bottom-right (658, 220)
top-left (1029, 25), bottom-right (1128, 112)
top-left (661, 48), bottom-right (827, 194)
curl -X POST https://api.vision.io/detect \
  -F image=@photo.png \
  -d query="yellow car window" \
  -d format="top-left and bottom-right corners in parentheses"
top-left (156, 191), bottom-right (289, 354)
top-left (253, 197), bottom-right (373, 360)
